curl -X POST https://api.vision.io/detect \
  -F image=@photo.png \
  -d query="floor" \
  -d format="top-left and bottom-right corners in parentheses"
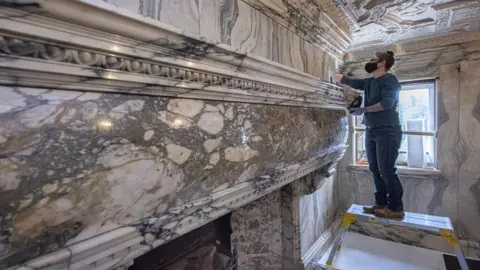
top-left (316, 232), bottom-right (448, 270)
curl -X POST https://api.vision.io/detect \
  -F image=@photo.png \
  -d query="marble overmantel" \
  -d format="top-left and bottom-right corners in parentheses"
top-left (0, 0), bottom-right (350, 269)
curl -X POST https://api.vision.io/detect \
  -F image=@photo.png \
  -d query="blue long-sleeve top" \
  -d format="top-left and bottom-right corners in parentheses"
top-left (341, 73), bottom-right (401, 126)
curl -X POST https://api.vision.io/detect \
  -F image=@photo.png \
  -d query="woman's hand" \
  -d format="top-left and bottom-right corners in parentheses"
top-left (335, 74), bottom-right (344, 82)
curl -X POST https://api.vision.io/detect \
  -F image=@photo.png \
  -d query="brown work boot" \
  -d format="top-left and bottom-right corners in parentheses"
top-left (374, 208), bottom-right (405, 219)
top-left (362, 204), bottom-right (385, 214)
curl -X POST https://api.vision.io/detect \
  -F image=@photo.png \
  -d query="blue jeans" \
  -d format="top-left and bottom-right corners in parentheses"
top-left (365, 126), bottom-right (404, 212)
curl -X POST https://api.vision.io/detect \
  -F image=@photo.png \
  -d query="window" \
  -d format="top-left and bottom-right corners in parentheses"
top-left (354, 79), bottom-right (437, 168)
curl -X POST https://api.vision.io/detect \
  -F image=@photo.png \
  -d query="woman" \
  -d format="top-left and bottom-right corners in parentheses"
top-left (336, 51), bottom-right (404, 218)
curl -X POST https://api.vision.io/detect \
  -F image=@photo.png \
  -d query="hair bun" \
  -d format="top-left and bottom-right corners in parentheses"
top-left (387, 50), bottom-right (394, 57)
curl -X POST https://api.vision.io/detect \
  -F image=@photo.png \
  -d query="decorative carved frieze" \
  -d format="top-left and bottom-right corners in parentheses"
top-left (0, 3), bottom-right (348, 109)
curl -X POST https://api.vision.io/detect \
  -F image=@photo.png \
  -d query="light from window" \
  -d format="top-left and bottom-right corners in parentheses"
top-left (355, 80), bottom-right (437, 168)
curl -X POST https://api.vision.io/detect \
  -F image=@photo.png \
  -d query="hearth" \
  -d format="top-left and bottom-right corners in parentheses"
top-left (129, 214), bottom-right (234, 270)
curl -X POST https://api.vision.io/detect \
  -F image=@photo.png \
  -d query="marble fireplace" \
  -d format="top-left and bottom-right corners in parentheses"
top-left (0, 0), bottom-right (350, 269)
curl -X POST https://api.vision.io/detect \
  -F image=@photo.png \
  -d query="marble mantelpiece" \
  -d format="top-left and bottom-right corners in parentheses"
top-left (0, 0), bottom-right (350, 268)
top-left (0, 86), bottom-right (347, 268)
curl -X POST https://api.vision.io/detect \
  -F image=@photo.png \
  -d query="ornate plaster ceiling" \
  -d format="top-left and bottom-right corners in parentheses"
top-left (333, 0), bottom-right (480, 49)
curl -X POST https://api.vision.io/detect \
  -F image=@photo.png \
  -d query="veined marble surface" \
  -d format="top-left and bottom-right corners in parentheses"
top-left (281, 169), bottom-right (338, 269)
top-left (231, 191), bottom-right (283, 270)
top-left (101, 0), bottom-right (337, 79)
top-left (0, 86), bottom-right (347, 267)
top-left (300, 173), bottom-right (339, 256)
top-left (242, 0), bottom-right (351, 59)
top-left (0, 0), bottom-right (347, 109)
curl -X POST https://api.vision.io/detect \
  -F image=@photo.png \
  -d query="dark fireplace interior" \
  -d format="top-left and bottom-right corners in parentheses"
top-left (130, 213), bottom-right (235, 270)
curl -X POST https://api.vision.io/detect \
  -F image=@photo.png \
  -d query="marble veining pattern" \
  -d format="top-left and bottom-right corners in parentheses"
top-left (280, 182), bottom-right (302, 269)
top-left (241, 0), bottom-right (350, 59)
top-left (0, 34), bottom-right (345, 108)
top-left (231, 191), bottom-right (283, 270)
top-left (102, 0), bottom-right (338, 79)
top-left (104, 0), bottom-right (200, 34)
top-left (458, 59), bottom-right (480, 243)
top-left (200, 0), bottom-right (338, 80)
top-left (299, 173), bottom-right (339, 256)
top-left (0, 86), bottom-right (347, 267)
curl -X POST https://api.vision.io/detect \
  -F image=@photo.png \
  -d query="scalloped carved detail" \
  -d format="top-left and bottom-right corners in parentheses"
top-left (0, 35), bottom-right (347, 106)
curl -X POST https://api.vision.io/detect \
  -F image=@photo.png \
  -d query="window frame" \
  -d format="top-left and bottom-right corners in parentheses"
top-left (353, 78), bottom-right (438, 168)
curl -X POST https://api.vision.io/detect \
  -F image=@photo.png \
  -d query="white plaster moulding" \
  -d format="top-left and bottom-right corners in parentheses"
top-left (0, 2), bottom-right (347, 109)
top-left (7, 147), bottom-right (347, 270)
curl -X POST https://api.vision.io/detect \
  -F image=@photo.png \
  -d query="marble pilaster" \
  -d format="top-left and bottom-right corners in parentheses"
top-left (231, 191), bottom-right (283, 270)
top-left (279, 166), bottom-right (342, 269)
top-left (457, 60), bottom-right (480, 242)
top-left (299, 174), bottom-right (339, 256)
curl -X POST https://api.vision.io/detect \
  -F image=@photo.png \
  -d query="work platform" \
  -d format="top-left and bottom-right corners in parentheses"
top-left (314, 204), bottom-right (469, 270)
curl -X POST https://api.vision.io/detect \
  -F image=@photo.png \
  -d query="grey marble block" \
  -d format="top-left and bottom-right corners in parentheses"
top-left (231, 191), bottom-right (283, 270)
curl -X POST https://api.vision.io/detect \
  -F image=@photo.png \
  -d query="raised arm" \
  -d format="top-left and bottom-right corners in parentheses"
top-left (335, 74), bottom-right (366, 91)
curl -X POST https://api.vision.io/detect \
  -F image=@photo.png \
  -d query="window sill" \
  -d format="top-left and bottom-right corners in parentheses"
top-left (348, 164), bottom-right (442, 176)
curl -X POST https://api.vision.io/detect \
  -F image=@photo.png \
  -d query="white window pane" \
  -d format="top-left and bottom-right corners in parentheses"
top-left (355, 132), bottom-right (367, 163)
top-left (398, 88), bottom-right (433, 132)
top-left (423, 136), bottom-right (435, 167)
top-left (355, 115), bottom-right (365, 128)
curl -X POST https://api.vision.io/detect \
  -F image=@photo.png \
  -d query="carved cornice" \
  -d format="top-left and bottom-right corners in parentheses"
top-left (7, 147), bottom-right (346, 270)
top-left (0, 3), bottom-right (348, 109)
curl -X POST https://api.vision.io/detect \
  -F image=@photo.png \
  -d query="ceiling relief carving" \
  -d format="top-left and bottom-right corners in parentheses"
top-left (333, 0), bottom-right (480, 49)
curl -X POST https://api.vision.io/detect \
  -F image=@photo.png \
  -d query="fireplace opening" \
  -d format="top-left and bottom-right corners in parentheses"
top-left (129, 213), bottom-right (235, 269)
